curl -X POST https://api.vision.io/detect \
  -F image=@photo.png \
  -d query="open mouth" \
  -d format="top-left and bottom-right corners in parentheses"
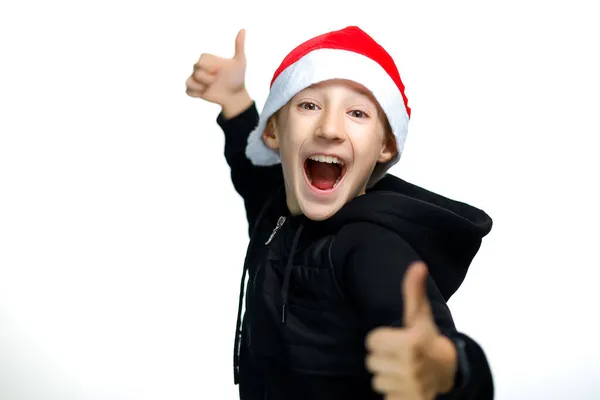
top-left (304, 154), bottom-right (347, 191)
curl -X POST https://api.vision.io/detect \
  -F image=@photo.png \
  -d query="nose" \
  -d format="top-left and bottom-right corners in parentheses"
top-left (315, 108), bottom-right (346, 143)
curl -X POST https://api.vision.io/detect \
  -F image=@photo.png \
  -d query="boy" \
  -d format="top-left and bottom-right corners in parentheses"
top-left (186, 26), bottom-right (494, 399)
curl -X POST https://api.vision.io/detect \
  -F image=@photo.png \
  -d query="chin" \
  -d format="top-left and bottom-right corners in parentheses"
top-left (299, 201), bottom-right (344, 221)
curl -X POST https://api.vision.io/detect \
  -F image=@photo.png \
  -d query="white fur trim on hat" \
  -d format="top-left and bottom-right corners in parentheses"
top-left (245, 48), bottom-right (409, 184)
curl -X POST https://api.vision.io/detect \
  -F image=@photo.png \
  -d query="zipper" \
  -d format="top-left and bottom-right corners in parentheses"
top-left (265, 216), bottom-right (286, 245)
top-left (233, 189), bottom-right (282, 385)
top-left (254, 216), bottom-right (285, 294)
top-left (247, 216), bottom-right (286, 358)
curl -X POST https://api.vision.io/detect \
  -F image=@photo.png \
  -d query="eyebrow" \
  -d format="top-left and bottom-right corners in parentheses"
top-left (343, 84), bottom-right (380, 108)
top-left (349, 83), bottom-right (374, 97)
top-left (299, 81), bottom-right (380, 109)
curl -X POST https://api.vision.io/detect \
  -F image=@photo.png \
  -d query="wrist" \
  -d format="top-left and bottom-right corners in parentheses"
top-left (221, 89), bottom-right (252, 119)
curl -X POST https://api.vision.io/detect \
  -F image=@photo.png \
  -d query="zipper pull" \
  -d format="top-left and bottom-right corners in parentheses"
top-left (265, 216), bottom-right (286, 245)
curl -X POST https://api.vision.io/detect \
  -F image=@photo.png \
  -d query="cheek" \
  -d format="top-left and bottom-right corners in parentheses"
top-left (349, 131), bottom-right (386, 161)
top-left (277, 129), bottom-right (305, 165)
top-left (279, 122), bottom-right (310, 156)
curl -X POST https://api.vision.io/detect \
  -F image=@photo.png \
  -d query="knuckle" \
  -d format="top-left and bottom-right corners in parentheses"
top-left (366, 331), bottom-right (378, 349)
top-left (193, 69), bottom-right (213, 84)
top-left (197, 52), bottom-right (212, 65)
top-left (372, 375), bottom-right (386, 392)
top-left (365, 354), bottom-right (374, 370)
top-left (194, 69), bottom-right (206, 80)
top-left (368, 327), bottom-right (390, 346)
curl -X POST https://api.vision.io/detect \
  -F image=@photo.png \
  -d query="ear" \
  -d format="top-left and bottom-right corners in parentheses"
top-left (262, 116), bottom-right (280, 151)
top-left (378, 133), bottom-right (397, 163)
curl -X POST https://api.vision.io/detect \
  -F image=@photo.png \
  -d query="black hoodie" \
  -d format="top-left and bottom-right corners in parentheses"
top-left (217, 103), bottom-right (494, 399)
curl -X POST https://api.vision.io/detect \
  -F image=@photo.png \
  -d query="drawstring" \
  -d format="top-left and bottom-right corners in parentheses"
top-left (233, 254), bottom-right (248, 385)
top-left (232, 192), bottom-right (278, 385)
top-left (281, 224), bottom-right (304, 325)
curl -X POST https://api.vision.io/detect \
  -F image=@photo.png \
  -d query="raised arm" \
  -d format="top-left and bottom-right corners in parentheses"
top-left (186, 29), bottom-right (283, 234)
top-left (217, 98), bottom-right (283, 234)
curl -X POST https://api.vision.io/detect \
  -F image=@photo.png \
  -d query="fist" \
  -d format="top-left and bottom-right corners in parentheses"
top-left (366, 261), bottom-right (458, 400)
top-left (186, 28), bottom-right (247, 106)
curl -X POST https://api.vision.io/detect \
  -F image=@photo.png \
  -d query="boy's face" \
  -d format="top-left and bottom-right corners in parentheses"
top-left (263, 79), bottom-right (395, 221)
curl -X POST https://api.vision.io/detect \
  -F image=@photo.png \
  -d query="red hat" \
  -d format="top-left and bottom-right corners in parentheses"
top-left (246, 26), bottom-right (411, 185)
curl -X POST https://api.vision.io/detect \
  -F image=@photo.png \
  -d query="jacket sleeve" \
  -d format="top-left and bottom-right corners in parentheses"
top-left (331, 222), bottom-right (494, 399)
top-left (216, 102), bottom-right (283, 235)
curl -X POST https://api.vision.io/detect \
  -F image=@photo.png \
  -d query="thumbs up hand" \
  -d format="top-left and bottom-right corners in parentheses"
top-left (186, 29), bottom-right (251, 117)
top-left (366, 261), bottom-right (458, 400)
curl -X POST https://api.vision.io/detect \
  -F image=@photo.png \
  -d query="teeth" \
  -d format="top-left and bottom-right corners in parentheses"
top-left (308, 154), bottom-right (345, 166)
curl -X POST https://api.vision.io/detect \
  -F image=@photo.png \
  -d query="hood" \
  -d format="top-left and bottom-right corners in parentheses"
top-left (319, 174), bottom-right (493, 300)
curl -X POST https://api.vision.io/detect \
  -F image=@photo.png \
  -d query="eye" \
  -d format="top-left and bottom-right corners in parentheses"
top-left (349, 110), bottom-right (369, 119)
top-left (299, 102), bottom-right (320, 111)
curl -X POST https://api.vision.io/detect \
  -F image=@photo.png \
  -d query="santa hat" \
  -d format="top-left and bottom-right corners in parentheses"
top-left (245, 26), bottom-right (411, 186)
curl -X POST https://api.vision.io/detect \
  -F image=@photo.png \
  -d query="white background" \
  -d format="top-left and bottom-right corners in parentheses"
top-left (1, 1), bottom-right (599, 399)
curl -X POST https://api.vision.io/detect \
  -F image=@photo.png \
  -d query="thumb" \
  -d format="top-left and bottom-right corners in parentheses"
top-left (402, 261), bottom-right (430, 327)
top-left (234, 28), bottom-right (246, 62)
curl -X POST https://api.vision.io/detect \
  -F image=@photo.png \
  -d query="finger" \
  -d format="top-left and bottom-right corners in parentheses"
top-left (385, 395), bottom-right (407, 400)
top-left (372, 374), bottom-right (400, 394)
top-left (186, 87), bottom-right (205, 98)
top-left (365, 354), bottom-right (405, 376)
top-left (372, 374), bottom-right (413, 395)
top-left (186, 76), bottom-right (207, 93)
top-left (196, 53), bottom-right (223, 73)
top-left (234, 28), bottom-right (246, 61)
top-left (403, 261), bottom-right (429, 327)
top-left (366, 327), bottom-right (415, 357)
top-left (192, 68), bottom-right (216, 85)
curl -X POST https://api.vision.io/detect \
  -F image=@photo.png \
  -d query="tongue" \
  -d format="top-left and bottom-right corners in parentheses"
top-left (308, 162), bottom-right (340, 190)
